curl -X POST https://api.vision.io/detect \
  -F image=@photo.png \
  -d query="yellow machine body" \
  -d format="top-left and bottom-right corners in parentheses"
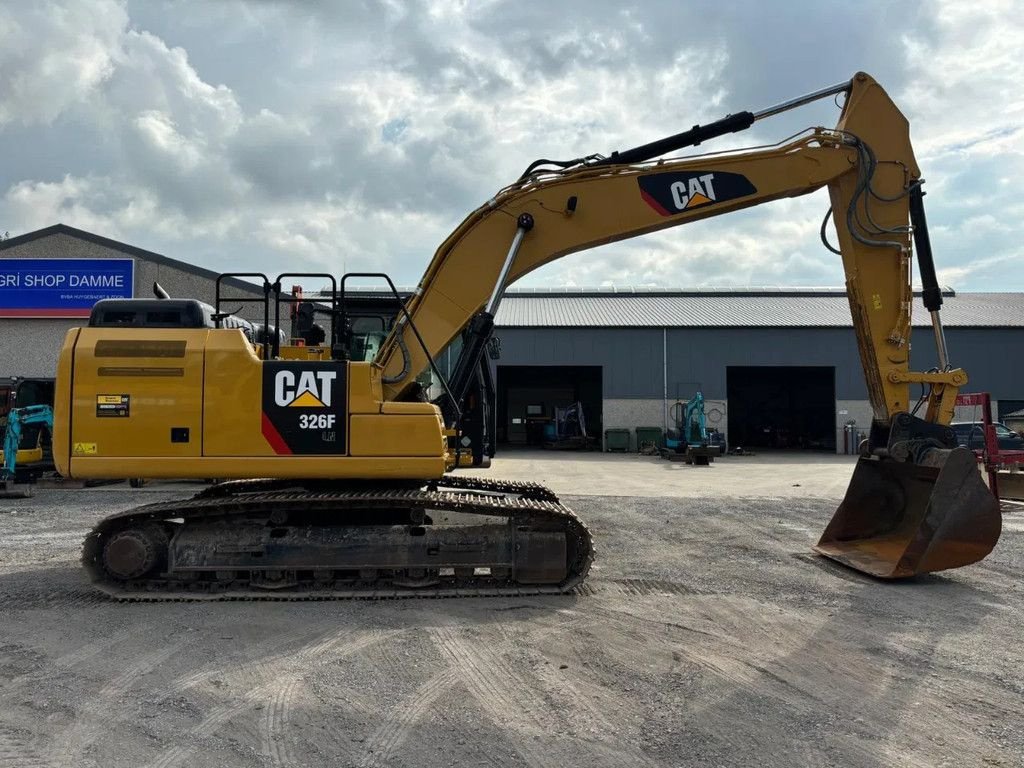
top-left (54, 328), bottom-right (449, 481)
top-left (0, 446), bottom-right (44, 467)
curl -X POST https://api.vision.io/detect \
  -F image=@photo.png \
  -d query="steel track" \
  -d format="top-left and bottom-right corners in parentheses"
top-left (81, 476), bottom-right (593, 601)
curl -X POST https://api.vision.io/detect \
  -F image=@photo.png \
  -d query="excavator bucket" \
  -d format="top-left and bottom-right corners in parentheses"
top-left (815, 447), bottom-right (1001, 578)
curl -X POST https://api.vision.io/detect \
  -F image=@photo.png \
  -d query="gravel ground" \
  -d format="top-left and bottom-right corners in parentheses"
top-left (1, 456), bottom-right (1022, 768)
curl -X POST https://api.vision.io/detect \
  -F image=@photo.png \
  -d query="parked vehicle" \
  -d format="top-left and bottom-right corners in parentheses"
top-left (951, 421), bottom-right (1024, 452)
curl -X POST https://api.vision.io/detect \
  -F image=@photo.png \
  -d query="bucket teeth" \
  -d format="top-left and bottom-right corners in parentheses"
top-left (815, 448), bottom-right (1001, 578)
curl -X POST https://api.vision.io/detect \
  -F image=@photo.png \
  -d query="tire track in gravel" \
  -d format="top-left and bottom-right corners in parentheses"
top-left (263, 677), bottom-right (300, 768)
top-left (47, 620), bottom-right (333, 767)
top-left (1, 623), bottom-right (146, 694)
top-left (432, 624), bottom-right (657, 768)
top-left (0, 585), bottom-right (110, 611)
top-left (0, 724), bottom-right (51, 768)
top-left (167, 620), bottom-right (326, 693)
top-left (48, 641), bottom-right (189, 764)
top-left (495, 616), bottom-right (665, 768)
top-left (354, 668), bottom-right (460, 768)
top-left (575, 598), bottom-right (891, 767)
top-left (524, 647), bottom-right (663, 767)
top-left (257, 627), bottom-right (396, 766)
top-left (153, 630), bottom-right (370, 768)
top-left (144, 628), bottom-right (392, 768)
top-left (431, 624), bottom-right (552, 767)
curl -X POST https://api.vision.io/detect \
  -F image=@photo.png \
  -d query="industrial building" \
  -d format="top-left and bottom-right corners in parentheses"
top-left (489, 288), bottom-right (1024, 453)
top-left (3, 223), bottom-right (1023, 454)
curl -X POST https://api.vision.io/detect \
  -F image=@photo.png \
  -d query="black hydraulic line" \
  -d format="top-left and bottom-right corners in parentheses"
top-left (479, 353), bottom-right (497, 459)
top-left (520, 79), bottom-right (851, 177)
top-left (591, 111), bottom-right (755, 167)
top-left (518, 156), bottom-right (590, 180)
top-left (443, 312), bottom-right (494, 423)
top-left (909, 184), bottom-right (943, 313)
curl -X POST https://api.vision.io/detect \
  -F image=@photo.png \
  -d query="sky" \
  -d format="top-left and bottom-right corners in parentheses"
top-left (0, 0), bottom-right (1021, 291)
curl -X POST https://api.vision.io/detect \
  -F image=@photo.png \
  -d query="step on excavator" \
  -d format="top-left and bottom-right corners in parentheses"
top-left (53, 72), bottom-right (1000, 598)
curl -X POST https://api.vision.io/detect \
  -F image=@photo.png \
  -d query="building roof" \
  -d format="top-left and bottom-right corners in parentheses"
top-left (492, 288), bottom-right (1024, 328)
top-left (4, 227), bottom-right (1019, 329)
top-left (0, 224), bottom-right (263, 295)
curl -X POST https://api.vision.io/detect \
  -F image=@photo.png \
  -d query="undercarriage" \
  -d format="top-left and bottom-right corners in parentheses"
top-left (82, 476), bottom-right (593, 600)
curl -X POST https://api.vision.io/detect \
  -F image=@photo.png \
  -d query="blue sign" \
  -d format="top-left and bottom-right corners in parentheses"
top-left (0, 258), bottom-right (134, 317)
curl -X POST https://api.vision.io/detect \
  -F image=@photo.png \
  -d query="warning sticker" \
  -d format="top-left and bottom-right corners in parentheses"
top-left (96, 394), bottom-right (130, 417)
top-left (73, 442), bottom-right (98, 455)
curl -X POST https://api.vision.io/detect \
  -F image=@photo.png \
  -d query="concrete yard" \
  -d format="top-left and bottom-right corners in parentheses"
top-left (1, 451), bottom-right (1021, 768)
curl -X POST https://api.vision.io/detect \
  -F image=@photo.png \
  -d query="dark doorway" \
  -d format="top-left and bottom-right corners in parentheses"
top-left (496, 366), bottom-right (602, 446)
top-left (727, 366), bottom-right (835, 451)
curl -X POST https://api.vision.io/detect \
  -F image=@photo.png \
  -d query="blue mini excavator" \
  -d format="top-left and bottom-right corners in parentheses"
top-left (1, 405), bottom-right (54, 496)
top-left (663, 392), bottom-right (724, 466)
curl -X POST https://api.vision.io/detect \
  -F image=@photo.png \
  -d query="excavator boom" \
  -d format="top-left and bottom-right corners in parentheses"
top-left (53, 72), bottom-right (1000, 598)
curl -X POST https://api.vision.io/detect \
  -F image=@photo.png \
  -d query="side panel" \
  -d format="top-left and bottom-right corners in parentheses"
top-left (350, 414), bottom-right (446, 457)
top-left (260, 361), bottom-right (347, 455)
top-left (63, 329), bottom-right (450, 479)
top-left (204, 334), bottom-right (349, 456)
top-left (52, 329), bottom-right (79, 476)
top-left (67, 328), bottom-right (206, 462)
top-left (202, 329), bottom-right (274, 456)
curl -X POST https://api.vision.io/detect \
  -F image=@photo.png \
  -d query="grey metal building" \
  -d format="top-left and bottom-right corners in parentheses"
top-left (490, 289), bottom-right (1024, 453)
top-left (3, 224), bottom-right (1022, 455)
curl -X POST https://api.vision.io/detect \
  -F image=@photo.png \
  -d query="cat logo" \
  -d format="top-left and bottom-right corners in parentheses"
top-left (274, 370), bottom-right (336, 408)
top-left (670, 173), bottom-right (717, 210)
top-left (637, 170), bottom-right (757, 217)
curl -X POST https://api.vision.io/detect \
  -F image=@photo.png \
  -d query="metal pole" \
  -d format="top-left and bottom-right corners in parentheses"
top-left (484, 213), bottom-right (534, 316)
top-left (752, 79), bottom-right (852, 121)
top-left (663, 328), bottom-right (669, 433)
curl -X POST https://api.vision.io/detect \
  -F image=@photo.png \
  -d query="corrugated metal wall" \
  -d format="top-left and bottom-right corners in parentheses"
top-left (495, 328), bottom-right (664, 398)
top-left (494, 326), bottom-right (1024, 401)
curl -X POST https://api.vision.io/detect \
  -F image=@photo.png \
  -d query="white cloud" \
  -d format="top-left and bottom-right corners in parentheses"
top-left (0, 0), bottom-right (1020, 292)
top-left (0, 0), bottom-right (127, 126)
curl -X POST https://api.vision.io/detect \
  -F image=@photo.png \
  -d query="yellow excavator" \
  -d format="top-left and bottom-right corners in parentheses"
top-left (53, 72), bottom-right (1001, 598)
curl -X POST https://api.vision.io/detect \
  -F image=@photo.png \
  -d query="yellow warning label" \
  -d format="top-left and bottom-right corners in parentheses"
top-left (96, 395), bottom-right (123, 405)
top-left (288, 390), bottom-right (326, 408)
top-left (73, 442), bottom-right (98, 455)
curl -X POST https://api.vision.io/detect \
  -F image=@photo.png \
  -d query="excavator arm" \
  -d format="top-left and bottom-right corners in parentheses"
top-left (376, 71), bottom-right (1000, 578)
top-left (380, 74), bottom-right (946, 422)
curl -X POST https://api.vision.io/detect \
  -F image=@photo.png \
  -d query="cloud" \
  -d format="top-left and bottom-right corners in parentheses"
top-left (0, 0), bottom-right (1019, 293)
top-left (0, 0), bottom-right (127, 126)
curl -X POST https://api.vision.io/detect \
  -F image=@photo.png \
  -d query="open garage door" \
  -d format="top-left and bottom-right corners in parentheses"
top-left (727, 366), bottom-right (835, 451)
top-left (497, 366), bottom-right (602, 446)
